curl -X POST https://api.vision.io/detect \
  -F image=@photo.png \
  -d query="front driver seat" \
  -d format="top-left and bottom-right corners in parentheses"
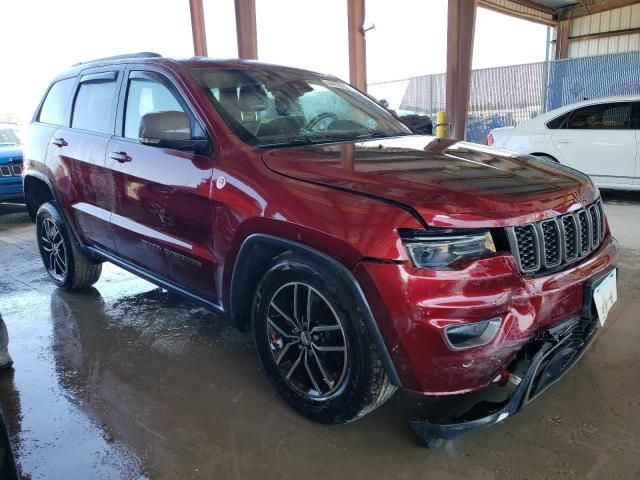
top-left (238, 84), bottom-right (269, 135)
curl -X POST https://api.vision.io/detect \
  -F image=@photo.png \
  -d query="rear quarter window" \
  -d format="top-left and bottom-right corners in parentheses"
top-left (38, 78), bottom-right (76, 126)
top-left (546, 111), bottom-right (570, 129)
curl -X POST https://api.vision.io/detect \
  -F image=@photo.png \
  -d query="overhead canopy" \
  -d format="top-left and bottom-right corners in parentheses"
top-left (478, 0), bottom-right (640, 25)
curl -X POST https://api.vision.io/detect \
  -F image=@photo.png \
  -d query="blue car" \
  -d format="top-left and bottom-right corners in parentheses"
top-left (0, 122), bottom-right (23, 203)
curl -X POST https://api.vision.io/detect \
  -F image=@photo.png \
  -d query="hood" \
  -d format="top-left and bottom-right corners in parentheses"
top-left (262, 136), bottom-right (598, 228)
top-left (0, 145), bottom-right (23, 165)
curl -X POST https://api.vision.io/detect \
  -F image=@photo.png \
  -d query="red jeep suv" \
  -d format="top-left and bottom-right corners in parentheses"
top-left (23, 53), bottom-right (618, 446)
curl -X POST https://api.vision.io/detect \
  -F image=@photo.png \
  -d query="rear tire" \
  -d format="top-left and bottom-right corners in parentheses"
top-left (252, 254), bottom-right (396, 424)
top-left (36, 202), bottom-right (102, 291)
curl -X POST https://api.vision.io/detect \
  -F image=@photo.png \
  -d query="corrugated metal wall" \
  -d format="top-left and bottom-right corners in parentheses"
top-left (370, 51), bottom-right (640, 143)
top-left (568, 3), bottom-right (640, 57)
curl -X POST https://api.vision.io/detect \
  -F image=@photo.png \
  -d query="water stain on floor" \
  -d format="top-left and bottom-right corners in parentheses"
top-left (1, 193), bottom-right (639, 480)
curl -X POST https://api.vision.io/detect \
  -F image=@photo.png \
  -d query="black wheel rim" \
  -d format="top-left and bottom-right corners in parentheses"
top-left (40, 217), bottom-right (67, 282)
top-left (266, 282), bottom-right (348, 399)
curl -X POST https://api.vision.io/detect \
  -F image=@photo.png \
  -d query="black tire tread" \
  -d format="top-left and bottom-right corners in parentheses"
top-left (253, 254), bottom-right (396, 425)
top-left (349, 320), bottom-right (397, 422)
top-left (66, 238), bottom-right (102, 291)
top-left (36, 202), bottom-right (102, 291)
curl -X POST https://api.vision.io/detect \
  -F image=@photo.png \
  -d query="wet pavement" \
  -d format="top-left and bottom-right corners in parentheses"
top-left (0, 193), bottom-right (639, 480)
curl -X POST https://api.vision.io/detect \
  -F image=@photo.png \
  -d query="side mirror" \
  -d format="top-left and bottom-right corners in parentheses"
top-left (139, 111), bottom-right (210, 154)
top-left (379, 98), bottom-right (390, 108)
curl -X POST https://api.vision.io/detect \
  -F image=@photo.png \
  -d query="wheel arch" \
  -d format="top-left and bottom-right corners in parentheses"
top-left (23, 171), bottom-right (98, 261)
top-left (229, 233), bottom-right (402, 387)
top-left (23, 172), bottom-right (56, 222)
top-left (530, 152), bottom-right (559, 162)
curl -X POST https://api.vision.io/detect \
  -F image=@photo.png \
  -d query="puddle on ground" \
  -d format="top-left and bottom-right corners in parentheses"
top-left (1, 204), bottom-right (639, 479)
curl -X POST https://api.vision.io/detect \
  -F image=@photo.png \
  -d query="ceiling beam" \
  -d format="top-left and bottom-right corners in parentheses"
top-left (550, 25), bottom-right (640, 42)
top-left (558, 0), bottom-right (640, 19)
top-left (477, 1), bottom-right (557, 26)
top-left (508, 0), bottom-right (557, 15)
top-left (578, 0), bottom-right (592, 13)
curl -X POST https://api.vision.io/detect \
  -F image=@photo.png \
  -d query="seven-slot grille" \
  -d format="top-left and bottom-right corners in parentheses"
top-left (507, 200), bottom-right (606, 274)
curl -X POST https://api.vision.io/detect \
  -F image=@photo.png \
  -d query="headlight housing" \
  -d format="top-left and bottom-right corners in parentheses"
top-left (401, 229), bottom-right (496, 269)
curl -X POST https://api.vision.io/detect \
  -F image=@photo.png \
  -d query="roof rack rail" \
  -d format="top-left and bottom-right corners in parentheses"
top-left (73, 52), bottom-right (162, 66)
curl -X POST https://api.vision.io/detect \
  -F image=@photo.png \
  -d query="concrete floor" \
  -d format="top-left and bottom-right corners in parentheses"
top-left (0, 193), bottom-right (638, 480)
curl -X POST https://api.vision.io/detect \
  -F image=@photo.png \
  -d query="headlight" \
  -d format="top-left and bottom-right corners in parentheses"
top-left (401, 230), bottom-right (496, 269)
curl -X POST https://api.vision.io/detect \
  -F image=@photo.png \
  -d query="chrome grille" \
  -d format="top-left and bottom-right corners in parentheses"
top-left (0, 166), bottom-right (11, 176)
top-left (11, 164), bottom-right (22, 176)
top-left (507, 200), bottom-right (606, 274)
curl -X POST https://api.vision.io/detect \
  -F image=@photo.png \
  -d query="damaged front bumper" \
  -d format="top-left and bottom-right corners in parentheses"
top-left (410, 267), bottom-right (613, 448)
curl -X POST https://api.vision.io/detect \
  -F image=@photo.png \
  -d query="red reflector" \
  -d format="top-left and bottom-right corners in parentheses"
top-left (486, 133), bottom-right (494, 146)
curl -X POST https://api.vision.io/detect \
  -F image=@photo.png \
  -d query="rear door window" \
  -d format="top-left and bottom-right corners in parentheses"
top-left (565, 102), bottom-right (632, 130)
top-left (71, 73), bottom-right (119, 135)
top-left (38, 78), bottom-right (76, 126)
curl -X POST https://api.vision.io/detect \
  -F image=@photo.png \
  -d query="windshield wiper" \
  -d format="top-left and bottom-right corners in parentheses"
top-left (259, 134), bottom-right (359, 148)
top-left (258, 131), bottom-right (410, 148)
top-left (257, 138), bottom-right (317, 148)
top-left (359, 132), bottom-right (412, 140)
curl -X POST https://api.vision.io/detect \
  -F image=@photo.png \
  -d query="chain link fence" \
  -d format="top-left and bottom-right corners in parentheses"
top-left (369, 51), bottom-right (640, 144)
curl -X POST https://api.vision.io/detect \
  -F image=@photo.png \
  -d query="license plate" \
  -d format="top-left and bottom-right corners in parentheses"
top-left (593, 269), bottom-right (617, 327)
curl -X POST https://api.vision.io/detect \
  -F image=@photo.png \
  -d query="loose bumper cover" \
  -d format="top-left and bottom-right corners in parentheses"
top-left (410, 267), bottom-right (613, 448)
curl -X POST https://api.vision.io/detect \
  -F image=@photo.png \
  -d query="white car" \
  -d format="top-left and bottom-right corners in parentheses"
top-left (488, 96), bottom-right (639, 191)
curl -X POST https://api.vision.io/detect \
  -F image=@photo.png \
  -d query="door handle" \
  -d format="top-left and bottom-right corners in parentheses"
top-left (109, 151), bottom-right (132, 163)
top-left (555, 138), bottom-right (573, 144)
top-left (51, 137), bottom-right (68, 147)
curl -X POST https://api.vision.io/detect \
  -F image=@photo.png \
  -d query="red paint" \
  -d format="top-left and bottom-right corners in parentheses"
top-left (24, 57), bottom-right (618, 395)
top-left (354, 236), bottom-right (618, 394)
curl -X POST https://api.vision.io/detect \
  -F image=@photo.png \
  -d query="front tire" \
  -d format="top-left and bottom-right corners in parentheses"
top-left (36, 202), bottom-right (102, 291)
top-left (252, 254), bottom-right (396, 424)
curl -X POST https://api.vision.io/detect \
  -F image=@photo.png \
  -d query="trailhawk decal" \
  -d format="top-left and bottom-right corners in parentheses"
top-left (141, 239), bottom-right (202, 268)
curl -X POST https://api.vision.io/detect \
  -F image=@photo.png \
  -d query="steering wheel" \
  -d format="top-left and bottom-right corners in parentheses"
top-left (305, 112), bottom-right (338, 132)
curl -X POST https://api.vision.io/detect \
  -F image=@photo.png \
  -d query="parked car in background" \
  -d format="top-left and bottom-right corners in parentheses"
top-left (23, 54), bottom-right (617, 446)
top-left (488, 96), bottom-right (640, 191)
top-left (0, 122), bottom-right (24, 203)
top-left (378, 99), bottom-right (433, 135)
